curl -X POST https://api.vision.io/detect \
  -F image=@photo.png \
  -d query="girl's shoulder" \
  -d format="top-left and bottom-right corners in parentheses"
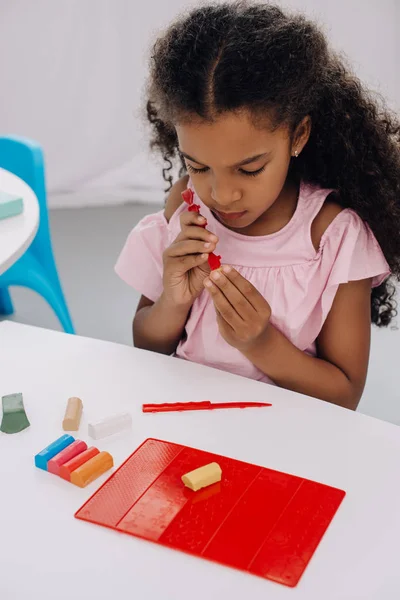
top-left (114, 178), bottom-right (189, 300)
top-left (164, 175), bottom-right (189, 222)
top-left (310, 191), bottom-right (344, 250)
top-left (302, 184), bottom-right (377, 258)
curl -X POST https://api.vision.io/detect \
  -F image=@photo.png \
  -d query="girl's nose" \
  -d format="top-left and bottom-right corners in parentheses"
top-left (211, 177), bottom-right (241, 206)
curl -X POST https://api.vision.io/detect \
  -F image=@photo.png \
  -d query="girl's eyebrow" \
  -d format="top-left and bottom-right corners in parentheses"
top-left (180, 150), bottom-right (271, 168)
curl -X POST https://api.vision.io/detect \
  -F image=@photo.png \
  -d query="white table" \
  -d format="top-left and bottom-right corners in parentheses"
top-left (0, 167), bottom-right (40, 276)
top-left (1, 321), bottom-right (399, 600)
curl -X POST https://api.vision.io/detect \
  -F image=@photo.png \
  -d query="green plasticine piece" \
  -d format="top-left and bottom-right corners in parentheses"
top-left (0, 393), bottom-right (30, 434)
top-left (0, 192), bottom-right (24, 220)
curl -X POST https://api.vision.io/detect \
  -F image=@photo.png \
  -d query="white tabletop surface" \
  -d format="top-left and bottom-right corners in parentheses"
top-left (0, 167), bottom-right (39, 276)
top-left (1, 321), bottom-right (399, 600)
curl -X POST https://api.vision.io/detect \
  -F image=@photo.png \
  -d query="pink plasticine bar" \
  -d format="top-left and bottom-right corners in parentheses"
top-left (47, 440), bottom-right (88, 476)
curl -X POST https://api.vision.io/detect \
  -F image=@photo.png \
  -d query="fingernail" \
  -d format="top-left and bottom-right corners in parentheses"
top-left (201, 253), bottom-right (208, 259)
top-left (204, 279), bottom-right (212, 288)
top-left (204, 242), bottom-right (211, 248)
top-left (211, 271), bottom-right (221, 280)
top-left (198, 216), bottom-right (206, 223)
top-left (209, 234), bottom-right (218, 242)
top-left (222, 265), bottom-right (231, 273)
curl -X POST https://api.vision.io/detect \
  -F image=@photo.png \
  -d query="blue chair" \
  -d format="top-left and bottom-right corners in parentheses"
top-left (0, 136), bottom-right (75, 333)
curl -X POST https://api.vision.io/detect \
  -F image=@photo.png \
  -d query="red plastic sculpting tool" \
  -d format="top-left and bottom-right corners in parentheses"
top-left (181, 188), bottom-right (222, 270)
top-left (142, 401), bottom-right (272, 413)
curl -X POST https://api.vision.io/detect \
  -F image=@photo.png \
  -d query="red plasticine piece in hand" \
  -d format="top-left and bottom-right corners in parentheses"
top-left (182, 188), bottom-right (222, 269)
top-left (186, 201), bottom-right (207, 227)
top-left (181, 189), bottom-right (194, 205)
top-left (182, 190), bottom-right (206, 225)
top-left (208, 253), bottom-right (222, 271)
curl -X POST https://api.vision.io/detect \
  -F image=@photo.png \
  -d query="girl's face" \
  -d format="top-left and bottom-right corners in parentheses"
top-left (176, 111), bottom-right (309, 231)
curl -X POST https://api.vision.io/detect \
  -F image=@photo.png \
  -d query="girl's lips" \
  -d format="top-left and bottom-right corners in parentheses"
top-left (214, 210), bottom-right (247, 221)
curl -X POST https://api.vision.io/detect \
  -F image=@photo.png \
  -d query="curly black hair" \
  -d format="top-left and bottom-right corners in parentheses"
top-left (146, 1), bottom-right (400, 326)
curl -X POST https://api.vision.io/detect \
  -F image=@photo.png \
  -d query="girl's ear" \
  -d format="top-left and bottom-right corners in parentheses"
top-left (292, 116), bottom-right (311, 157)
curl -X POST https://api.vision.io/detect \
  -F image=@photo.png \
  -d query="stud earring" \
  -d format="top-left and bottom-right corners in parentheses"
top-left (294, 149), bottom-right (299, 158)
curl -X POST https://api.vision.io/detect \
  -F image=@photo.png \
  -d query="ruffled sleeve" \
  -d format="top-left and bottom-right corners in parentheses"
top-left (114, 211), bottom-right (169, 302)
top-left (319, 209), bottom-right (390, 288)
top-left (292, 209), bottom-right (390, 350)
top-left (299, 209), bottom-right (391, 350)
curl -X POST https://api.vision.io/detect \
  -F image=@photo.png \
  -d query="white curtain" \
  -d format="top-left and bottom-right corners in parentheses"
top-left (0, 0), bottom-right (398, 208)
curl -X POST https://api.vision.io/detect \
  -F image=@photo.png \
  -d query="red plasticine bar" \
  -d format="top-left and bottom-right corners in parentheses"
top-left (182, 188), bottom-right (222, 270)
top-left (47, 440), bottom-right (87, 476)
top-left (59, 446), bottom-right (100, 481)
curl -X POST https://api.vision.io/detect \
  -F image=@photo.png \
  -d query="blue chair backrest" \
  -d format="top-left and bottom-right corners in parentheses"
top-left (0, 136), bottom-right (51, 265)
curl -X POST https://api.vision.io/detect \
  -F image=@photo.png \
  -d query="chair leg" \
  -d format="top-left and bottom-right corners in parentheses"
top-left (37, 278), bottom-right (75, 334)
top-left (20, 268), bottom-right (75, 334)
top-left (0, 288), bottom-right (14, 315)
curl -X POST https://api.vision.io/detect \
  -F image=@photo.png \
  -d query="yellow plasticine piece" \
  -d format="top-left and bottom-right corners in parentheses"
top-left (182, 462), bottom-right (222, 492)
top-left (70, 451), bottom-right (113, 487)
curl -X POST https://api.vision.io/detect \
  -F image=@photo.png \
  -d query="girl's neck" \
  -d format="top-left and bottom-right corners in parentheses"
top-left (227, 177), bottom-right (300, 237)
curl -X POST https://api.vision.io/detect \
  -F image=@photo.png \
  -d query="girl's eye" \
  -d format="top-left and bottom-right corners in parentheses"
top-left (239, 165), bottom-right (266, 177)
top-left (186, 163), bottom-right (266, 177)
top-left (187, 164), bottom-right (209, 174)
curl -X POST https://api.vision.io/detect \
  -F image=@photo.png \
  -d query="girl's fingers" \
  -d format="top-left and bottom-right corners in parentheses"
top-left (175, 253), bottom-right (209, 273)
top-left (179, 211), bottom-right (219, 243)
top-left (180, 210), bottom-right (208, 228)
top-left (204, 278), bottom-right (243, 329)
top-left (216, 311), bottom-right (235, 336)
top-left (220, 266), bottom-right (269, 313)
top-left (175, 226), bottom-right (218, 244)
top-left (167, 239), bottom-right (216, 258)
top-left (206, 269), bottom-right (255, 320)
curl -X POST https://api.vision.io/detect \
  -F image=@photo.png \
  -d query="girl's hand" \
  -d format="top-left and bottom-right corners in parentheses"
top-left (162, 211), bottom-right (218, 307)
top-left (204, 266), bottom-right (271, 351)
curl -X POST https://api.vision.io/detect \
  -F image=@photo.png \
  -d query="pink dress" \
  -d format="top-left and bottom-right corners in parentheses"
top-left (115, 180), bottom-right (390, 383)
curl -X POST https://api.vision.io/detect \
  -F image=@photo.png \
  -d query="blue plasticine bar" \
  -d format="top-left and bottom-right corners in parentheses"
top-left (0, 191), bottom-right (24, 220)
top-left (34, 434), bottom-right (75, 471)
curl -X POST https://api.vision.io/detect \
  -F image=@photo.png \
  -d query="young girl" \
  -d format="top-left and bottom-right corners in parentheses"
top-left (115, 2), bottom-right (400, 410)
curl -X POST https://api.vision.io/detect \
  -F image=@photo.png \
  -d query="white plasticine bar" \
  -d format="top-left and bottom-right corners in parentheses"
top-left (182, 462), bottom-right (222, 492)
top-left (88, 413), bottom-right (132, 439)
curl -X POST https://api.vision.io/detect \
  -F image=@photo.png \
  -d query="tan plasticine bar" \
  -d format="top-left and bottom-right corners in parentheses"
top-left (63, 397), bottom-right (83, 431)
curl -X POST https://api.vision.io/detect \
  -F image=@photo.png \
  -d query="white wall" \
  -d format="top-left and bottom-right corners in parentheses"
top-left (0, 0), bottom-right (398, 208)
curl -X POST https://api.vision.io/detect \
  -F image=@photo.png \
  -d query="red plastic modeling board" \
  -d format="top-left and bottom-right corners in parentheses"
top-left (75, 439), bottom-right (345, 587)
